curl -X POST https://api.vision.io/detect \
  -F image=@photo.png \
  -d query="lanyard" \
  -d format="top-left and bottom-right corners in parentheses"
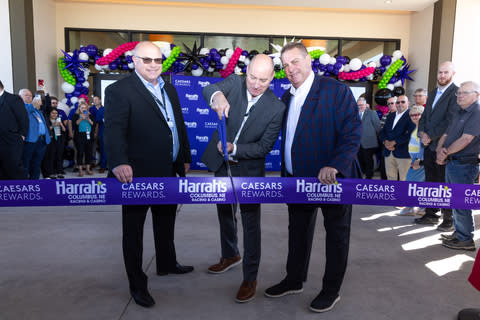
top-left (232, 103), bottom-right (255, 145)
top-left (149, 89), bottom-right (170, 122)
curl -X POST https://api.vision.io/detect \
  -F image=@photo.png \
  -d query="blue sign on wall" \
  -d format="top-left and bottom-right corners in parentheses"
top-left (172, 75), bottom-right (291, 171)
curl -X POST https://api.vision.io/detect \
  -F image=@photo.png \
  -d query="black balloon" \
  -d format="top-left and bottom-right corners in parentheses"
top-left (274, 65), bottom-right (282, 72)
top-left (209, 60), bottom-right (217, 68)
top-left (374, 88), bottom-right (393, 105)
top-left (263, 50), bottom-right (271, 55)
top-left (343, 56), bottom-right (351, 64)
top-left (218, 49), bottom-right (226, 56)
top-left (237, 61), bottom-right (245, 68)
top-left (393, 86), bottom-right (406, 96)
top-left (248, 50), bottom-right (259, 60)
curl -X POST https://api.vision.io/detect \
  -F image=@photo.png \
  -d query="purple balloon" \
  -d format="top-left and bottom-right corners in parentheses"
top-left (109, 62), bottom-right (118, 70)
top-left (66, 100), bottom-right (72, 106)
top-left (210, 48), bottom-right (218, 55)
top-left (242, 66), bottom-right (247, 73)
top-left (326, 64), bottom-right (334, 72)
top-left (81, 87), bottom-right (89, 94)
top-left (336, 56), bottom-right (346, 64)
top-left (192, 63), bottom-right (199, 70)
top-left (312, 67), bottom-right (319, 73)
top-left (319, 64), bottom-right (326, 72)
top-left (324, 71), bottom-right (330, 77)
top-left (380, 55), bottom-right (391, 67)
top-left (73, 90), bottom-right (81, 97)
top-left (122, 64), bottom-right (129, 70)
top-left (86, 44), bottom-right (98, 57)
top-left (241, 50), bottom-right (249, 57)
top-left (77, 77), bottom-right (85, 83)
top-left (126, 56), bottom-right (133, 63)
top-left (214, 53), bottom-right (221, 61)
top-left (334, 62), bottom-right (343, 70)
top-left (313, 60), bottom-right (320, 68)
top-left (65, 93), bottom-right (73, 99)
top-left (75, 83), bottom-right (83, 89)
top-left (379, 66), bottom-right (386, 73)
top-left (79, 47), bottom-right (87, 53)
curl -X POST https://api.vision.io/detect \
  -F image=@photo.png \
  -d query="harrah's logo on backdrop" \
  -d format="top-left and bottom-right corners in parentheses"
top-left (281, 83), bottom-right (292, 90)
top-left (185, 94), bottom-right (199, 101)
top-left (195, 135), bottom-right (209, 143)
top-left (56, 180), bottom-right (107, 195)
top-left (196, 108), bottom-right (210, 115)
top-left (198, 81), bottom-right (211, 88)
top-left (184, 121), bottom-right (197, 129)
top-left (174, 79), bottom-right (191, 87)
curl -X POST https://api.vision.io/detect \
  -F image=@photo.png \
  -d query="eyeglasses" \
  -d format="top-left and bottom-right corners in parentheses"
top-left (135, 56), bottom-right (163, 64)
top-left (395, 100), bottom-right (407, 104)
top-left (455, 91), bottom-right (477, 96)
top-left (387, 102), bottom-right (396, 105)
top-left (413, 94), bottom-right (426, 97)
top-left (410, 113), bottom-right (421, 117)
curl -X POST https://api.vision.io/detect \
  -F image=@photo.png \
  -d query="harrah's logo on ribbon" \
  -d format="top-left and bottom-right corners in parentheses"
top-left (408, 183), bottom-right (452, 207)
top-left (296, 179), bottom-right (342, 202)
top-left (56, 180), bottom-right (107, 195)
top-left (178, 178), bottom-right (228, 203)
top-left (185, 94), bottom-right (199, 101)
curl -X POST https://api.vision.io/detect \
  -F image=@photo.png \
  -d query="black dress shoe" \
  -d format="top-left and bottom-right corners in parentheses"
top-left (131, 289), bottom-right (155, 308)
top-left (157, 263), bottom-right (194, 276)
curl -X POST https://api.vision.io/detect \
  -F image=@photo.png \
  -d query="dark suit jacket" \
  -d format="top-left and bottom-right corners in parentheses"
top-left (0, 91), bottom-right (29, 145)
top-left (379, 111), bottom-right (415, 158)
top-left (281, 75), bottom-right (362, 178)
top-left (418, 83), bottom-right (459, 151)
top-left (104, 73), bottom-right (191, 178)
top-left (201, 74), bottom-right (285, 177)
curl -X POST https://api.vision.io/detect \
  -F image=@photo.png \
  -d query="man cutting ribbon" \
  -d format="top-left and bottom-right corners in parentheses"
top-left (201, 54), bottom-right (286, 303)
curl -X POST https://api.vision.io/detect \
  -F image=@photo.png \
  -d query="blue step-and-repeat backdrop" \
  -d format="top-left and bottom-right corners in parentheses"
top-left (172, 75), bottom-right (291, 171)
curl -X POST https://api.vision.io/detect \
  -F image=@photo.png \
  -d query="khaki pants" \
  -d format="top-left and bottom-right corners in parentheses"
top-left (385, 154), bottom-right (411, 181)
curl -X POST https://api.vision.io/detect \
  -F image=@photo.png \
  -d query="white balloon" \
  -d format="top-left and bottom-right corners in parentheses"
top-left (79, 52), bottom-right (89, 61)
top-left (199, 48), bottom-right (209, 55)
top-left (61, 82), bottom-right (75, 94)
top-left (128, 62), bottom-right (134, 69)
top-left (234, 66), bottom-right (242, 75)
top-left (387, 84), bottom-right (395, 91)
top-left (71, 97), bottom-right (79, 104)
top-left (244, 58), bottom-right (251, 66)
top-left (103, 48), bottom-right (113, 56)
top-left (343, 65), bottom-right (351, 73)
top-left (225, 49), bottom-right (234, 58)
top-left (220, 56), bottom-right (229, 65)
top-left (367, 74), bottom-right (374, 80)
top-left (191, 68), bottom-right (203, 77)
top-left (329, 57), bottom-right (336, 65)
top-left (273, 57), bottom-right (281, 65)
top-left (125, 50), bottom-right (133, 56)
top-left (394, 80), bottom-right (402, 87)
top-left (83, 81), bottom-right (90, 88)
top-left (208, 67), bottom-right (215, 73)
top-left (83, 69), bottom-right (90, 77)
top-left (376, 60), bottom-right (381, 68)
top-left (163, 49), bottom-right (171, 58)
top-left (392, 50), bottom-right (403, 59)
top-left (318, 71), bottom-right (325, 76)
top-left (238, 55), bottom-right (246, 62)
top-left (367, 62), bottom-right (376, 68)
top-left (61, 98), bottom-right (67, 104)
top-left (319, 53), bottom-right (331, 65)
top-left (339, 66), bottom-right (344, 73)
top-left (94, 64), bottom-right (102, 71)
top-left (349, 58), bottom-right (362, 71)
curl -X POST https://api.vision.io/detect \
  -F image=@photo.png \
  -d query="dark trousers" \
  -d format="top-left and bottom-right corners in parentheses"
top-left (98, 132), bottom-right (107, 169)
top-left (285, 203), bottom-right (352, 297)
top-left (43, 136), bottom-right (65, 176)
top-left (0, 140), bottom-right (26, 180)
top-left (358, 146), bottom-right (377, 179)
top-left (74, 132), bottom-right (93, 166)
top-left (122, 204), bottom-right (177, 292)
top-left (23, 136), bottom-right (47, 180)
top-left (423, 148), bottom-right (452, 220)
top-left (216, 203), bottom-right (261, 282)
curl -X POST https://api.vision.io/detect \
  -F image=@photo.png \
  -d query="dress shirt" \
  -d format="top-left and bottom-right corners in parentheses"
top-left (285, 71), bottom-right (315, 174)
top-left (432, 81), bottom-right (454, 110)
top-left (392, 109), bottom-right (408, 129)
top-left (136, 71), bottom-right (180, 161)
top-left (231, 90), bottom-right (263, 156)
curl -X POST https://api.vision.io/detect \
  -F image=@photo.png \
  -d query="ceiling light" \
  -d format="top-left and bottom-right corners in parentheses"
top-left (385, 0), bottom-right (392, 3)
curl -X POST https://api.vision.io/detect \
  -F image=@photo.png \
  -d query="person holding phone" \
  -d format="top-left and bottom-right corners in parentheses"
top-left (44, 109), bottom-right (66, 178)
top-left (72, 102), bottom-right (95, 176)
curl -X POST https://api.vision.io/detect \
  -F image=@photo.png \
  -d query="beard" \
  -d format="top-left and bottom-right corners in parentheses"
top-left (438, 75), bottom-right (453, 86)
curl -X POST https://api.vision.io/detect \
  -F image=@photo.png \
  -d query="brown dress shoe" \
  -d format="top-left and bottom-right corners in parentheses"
top-left (235, 280), bottom-right (257, 303)
top-left (208, 255), bottom-right (242, 274)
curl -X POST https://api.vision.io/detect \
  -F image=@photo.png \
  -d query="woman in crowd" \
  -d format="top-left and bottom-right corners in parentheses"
top-left (43, 109), bottom-right (66, 179)
top-left (72, 102), bottom-right (95, 176)
top-left (398, 104), bottom-right (426, 216)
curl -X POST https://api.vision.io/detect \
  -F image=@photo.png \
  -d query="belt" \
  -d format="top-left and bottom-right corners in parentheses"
top-left (447, 154), bottom-right (480, 163)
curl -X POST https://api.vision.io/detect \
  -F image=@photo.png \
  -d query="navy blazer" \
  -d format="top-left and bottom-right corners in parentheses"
top-left (281, 75), bottom-right (362, 178)
top-left (379, 111), bottom-right (415, 158)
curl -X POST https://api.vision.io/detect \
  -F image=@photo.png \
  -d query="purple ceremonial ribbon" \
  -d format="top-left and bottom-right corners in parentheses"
top-left (218, 112), bottom-right (229, 162)
top-left (1, 177), bottom-right (480, 210)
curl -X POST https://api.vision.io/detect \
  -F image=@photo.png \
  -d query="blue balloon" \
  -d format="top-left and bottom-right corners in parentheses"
top-left (319, 64), bottom-right (326, 72)
top-left (192, 63), bottom-right (199, 70)
top-left (75, 83), bottom-right (83, 89)
top-left (109, 62), bottom-right (118, 70)
top-left (241, 50), bottom-right (249, 57)
top-left (81, 87), bottom-right (89, 94)
top-left (334, 62), bottom-right (343, 70)
top-left (73, 90), bottom-right (81, 96)
top-left (122, 64), bottom-right (129, 70)
top-left (324, 71), bottom-right (330, 77)
top-left (379, 66), bottom-right (386, 73)
top-left (125, 55), bottom-right (133, 63)
top-left (66, 99), bottom-right (72, 106)
top-left (86, 44), bottom-right (98, 57)
top-left (77, 77), bottom-right (85, 83)
top-left (326, 64), bottom-right (334, 72)
top-left (380, 55), bottom-right (391, 67)
top-left (65, 93), bottom-right (73, 99)
top-left (313, 59), bottom-right (320, 68)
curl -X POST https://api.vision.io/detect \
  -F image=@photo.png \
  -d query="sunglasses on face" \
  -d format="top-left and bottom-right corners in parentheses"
top-left (135, 56), bottom-right (163, 64)
top-left (396, 100), bottom-right (407, 104)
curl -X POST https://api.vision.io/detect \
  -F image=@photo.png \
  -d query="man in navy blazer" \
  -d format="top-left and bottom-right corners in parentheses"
top-left (379, 95), bottom-right (415, 181)
top-left (416, 61), bottom-right (458, 230)
top-left (104, 41), bottom-right (192, 308)
top-left (264, 42), bottom-right (362, 313)
top-left (0, 80), bottom-right (29, 179)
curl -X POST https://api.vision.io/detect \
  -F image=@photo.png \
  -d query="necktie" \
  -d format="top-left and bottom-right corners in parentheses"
top-left (432, 89), bottom-right (442, 110)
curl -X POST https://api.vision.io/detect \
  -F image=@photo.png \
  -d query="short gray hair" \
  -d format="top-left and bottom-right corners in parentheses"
top-left (414, 88), bottom-right (427, 96)
top-left (409, 104), bottom-right (424, 115)
top-left (460, 81), bottom-right (480, 93)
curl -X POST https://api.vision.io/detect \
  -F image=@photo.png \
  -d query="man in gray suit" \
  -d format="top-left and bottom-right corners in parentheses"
top-left (416, 61), bottom-right (459, 231)
top-left (201, 54), bottom-right (286, 303)
top-left (357, 97), bottom-right (381, 179)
